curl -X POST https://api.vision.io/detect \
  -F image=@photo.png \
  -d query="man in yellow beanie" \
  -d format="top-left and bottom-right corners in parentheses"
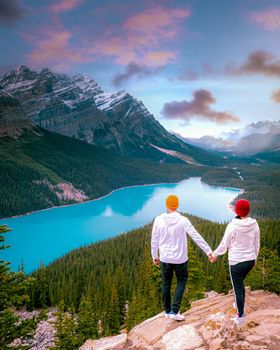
top-left (151, 194), bottom-right (213, 321)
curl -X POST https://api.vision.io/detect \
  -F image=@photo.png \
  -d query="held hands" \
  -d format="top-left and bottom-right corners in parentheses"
top-left (153, 254), bottom-right (216, 266)
top-left (153, 258), bottom-right (160, 266)
top-left (208, 252), bottom-right (217, 263)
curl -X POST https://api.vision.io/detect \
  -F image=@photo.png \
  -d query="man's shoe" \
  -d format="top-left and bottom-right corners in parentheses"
top-left (164, 312), bottom-right (170, 318)
top-left (170, 312), bottom-right (185, 321)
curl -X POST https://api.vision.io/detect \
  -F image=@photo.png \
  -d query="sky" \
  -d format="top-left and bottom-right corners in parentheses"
top-left (0, 0), bottom-right (280, 138)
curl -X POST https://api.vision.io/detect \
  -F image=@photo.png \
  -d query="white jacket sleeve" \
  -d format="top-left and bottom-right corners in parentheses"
top-left (213, 224), bottom-right (233, 257)
top-left (185, 219), bottom-right (212, 255)
top-left (254, 222), bottom-right (260, 258)
top-left (151, 218), bottom-right (159, 259)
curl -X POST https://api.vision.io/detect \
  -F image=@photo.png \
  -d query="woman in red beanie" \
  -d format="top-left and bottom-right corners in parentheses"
top-left (211, 199), bottom-right (260, 325)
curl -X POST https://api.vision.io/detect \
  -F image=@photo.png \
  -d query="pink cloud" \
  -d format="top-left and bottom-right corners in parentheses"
top-left (249, 8), bottom-right (280, 30)
top-left (24, 5), bottom-right (190, 70)
top-left (123, 7), bottom-right (189, 38)
top-left (48, 0), bottom-right (84, 13)
top-left (26, 29), bottom-right (91, 70)
top-left (143, 51), bottom-right (176, 66)
top-left (91, 6), bottom-right (190, 66)
top-left (271, 88), bottom-right (280, 103)
top-left (161, 89), bottom-right (239, 124)
top-left (226, 50), bottom-right (280, 77)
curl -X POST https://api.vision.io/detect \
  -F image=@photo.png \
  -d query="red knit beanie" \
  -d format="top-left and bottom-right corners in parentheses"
top-left (235, 199), bottom-right (250, 217)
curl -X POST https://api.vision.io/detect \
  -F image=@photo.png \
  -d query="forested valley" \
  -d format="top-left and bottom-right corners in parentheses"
top-left (1, 128), bottom-right (280, 220)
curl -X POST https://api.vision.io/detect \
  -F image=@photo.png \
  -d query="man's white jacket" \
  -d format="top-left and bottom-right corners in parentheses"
top-left (151, 211), bottom-right (212, 264)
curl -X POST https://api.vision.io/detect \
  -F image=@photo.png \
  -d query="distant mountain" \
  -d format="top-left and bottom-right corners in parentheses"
top-left (0, 66), bottom-right (223, 166)
top-left (176, 120), bottom-right (280, 156)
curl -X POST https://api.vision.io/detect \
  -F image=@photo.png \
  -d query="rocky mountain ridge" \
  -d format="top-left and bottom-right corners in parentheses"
top-left (0, 66), bottom-right (223, 165)
top-left (80, 289), bottom-right (280, 350)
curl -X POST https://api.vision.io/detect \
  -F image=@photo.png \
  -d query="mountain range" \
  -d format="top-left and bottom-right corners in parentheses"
top-left (0, 86), bottom-right (207, 218)
top-left (0, 66), bottom-right (222, 166)
top-left (1, 65), bottom-right (279, 218)
top-left (176, 120), bottom-right (280, 156)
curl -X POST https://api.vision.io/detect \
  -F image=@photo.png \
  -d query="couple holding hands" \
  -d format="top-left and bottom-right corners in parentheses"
top-left (151, 195), bottom-right (260, 325)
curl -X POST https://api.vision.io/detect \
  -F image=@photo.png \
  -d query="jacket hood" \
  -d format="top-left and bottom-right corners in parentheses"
top-left (231, 217), bottom-right (257, 229)
top-left (161, 211), bottom-right (182, 227)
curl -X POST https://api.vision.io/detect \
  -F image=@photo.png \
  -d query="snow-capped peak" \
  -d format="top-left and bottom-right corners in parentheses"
top-left (95, 90), bottom-right (130, 111)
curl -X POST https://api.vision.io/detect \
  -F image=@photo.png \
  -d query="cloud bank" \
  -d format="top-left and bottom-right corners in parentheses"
top-left (113, 62), bottom-right (163, 86)
top-left (226, 50), bottom-right (280, 77)
top-left (24, 5), bottom-right (190, 70)
top-left (161, 89), bottom-right (239, 124)
top-left (91, 6), bottom-right (190, 66)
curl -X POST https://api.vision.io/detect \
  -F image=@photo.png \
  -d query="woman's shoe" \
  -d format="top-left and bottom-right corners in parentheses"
top-left (230, 313), bottom-right (245, 325)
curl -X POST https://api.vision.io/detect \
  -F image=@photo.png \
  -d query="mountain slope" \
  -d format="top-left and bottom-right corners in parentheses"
top-left (1, 128), bottom-right (206, 219)
top-left (0, 66), bottom-right (223, 166)
top-left (0, 89), bottom-right (33, 137)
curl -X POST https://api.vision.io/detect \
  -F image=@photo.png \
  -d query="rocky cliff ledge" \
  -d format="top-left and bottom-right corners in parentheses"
top-left (80, 289), bottom-right (280, 350)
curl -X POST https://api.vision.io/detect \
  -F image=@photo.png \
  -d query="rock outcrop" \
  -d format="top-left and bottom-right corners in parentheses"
top-left (10, 310), bottom-right (57, 350)
top-left (80, 289), bottom-right (280, 350)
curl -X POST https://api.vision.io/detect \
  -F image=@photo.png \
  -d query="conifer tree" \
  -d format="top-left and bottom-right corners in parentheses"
top-left (76, 294), bottom-right (98, 343)
top-left (126, 290), bottom-right (142, 331)
top-left (214, 256), bottom-right (231, 293)
top-left (115, 267), bottom-right (127, 325)
top-left (105, 283), bottom-right (120, 335)
top-left (51, 301), bottom-right (80, 350)
top-left (0, 225), bottom-right (35, 348)
top-left (184, 242), bottom-right (206, 305)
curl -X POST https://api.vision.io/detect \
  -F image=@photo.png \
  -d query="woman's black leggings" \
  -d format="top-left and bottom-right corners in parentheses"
top-left (229, 260), bottom-right (255, 317)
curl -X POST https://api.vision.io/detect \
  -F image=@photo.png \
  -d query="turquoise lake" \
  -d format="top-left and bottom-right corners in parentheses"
top-left (1, 177), bottom-right (242, 273)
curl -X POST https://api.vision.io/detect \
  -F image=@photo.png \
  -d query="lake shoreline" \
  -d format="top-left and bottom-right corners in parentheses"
top-left (2, 177), bottom-right (243, 273)
top-left (0, 177), bottom-right (244, 222)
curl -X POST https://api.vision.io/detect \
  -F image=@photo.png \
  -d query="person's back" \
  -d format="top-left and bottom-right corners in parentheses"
top-left (212, 199), bottom-right (260, 325)
top-left (152, 212), bottom-right (187, 264)
top-left (151, 195), bottom-right (212, 321)
top-left (227, 217), bottom-right (259, 264)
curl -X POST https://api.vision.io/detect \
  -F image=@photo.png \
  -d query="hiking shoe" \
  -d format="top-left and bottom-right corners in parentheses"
top-left (164, 312), bottom-right (170, 318)
top-left (231, 314), bottom-right (245, 325)
top-left (170, 312), bottom-right (185, 321)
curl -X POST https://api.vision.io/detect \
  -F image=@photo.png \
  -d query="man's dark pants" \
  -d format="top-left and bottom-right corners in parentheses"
top-left (160, 261), bottom-right (188, 314)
